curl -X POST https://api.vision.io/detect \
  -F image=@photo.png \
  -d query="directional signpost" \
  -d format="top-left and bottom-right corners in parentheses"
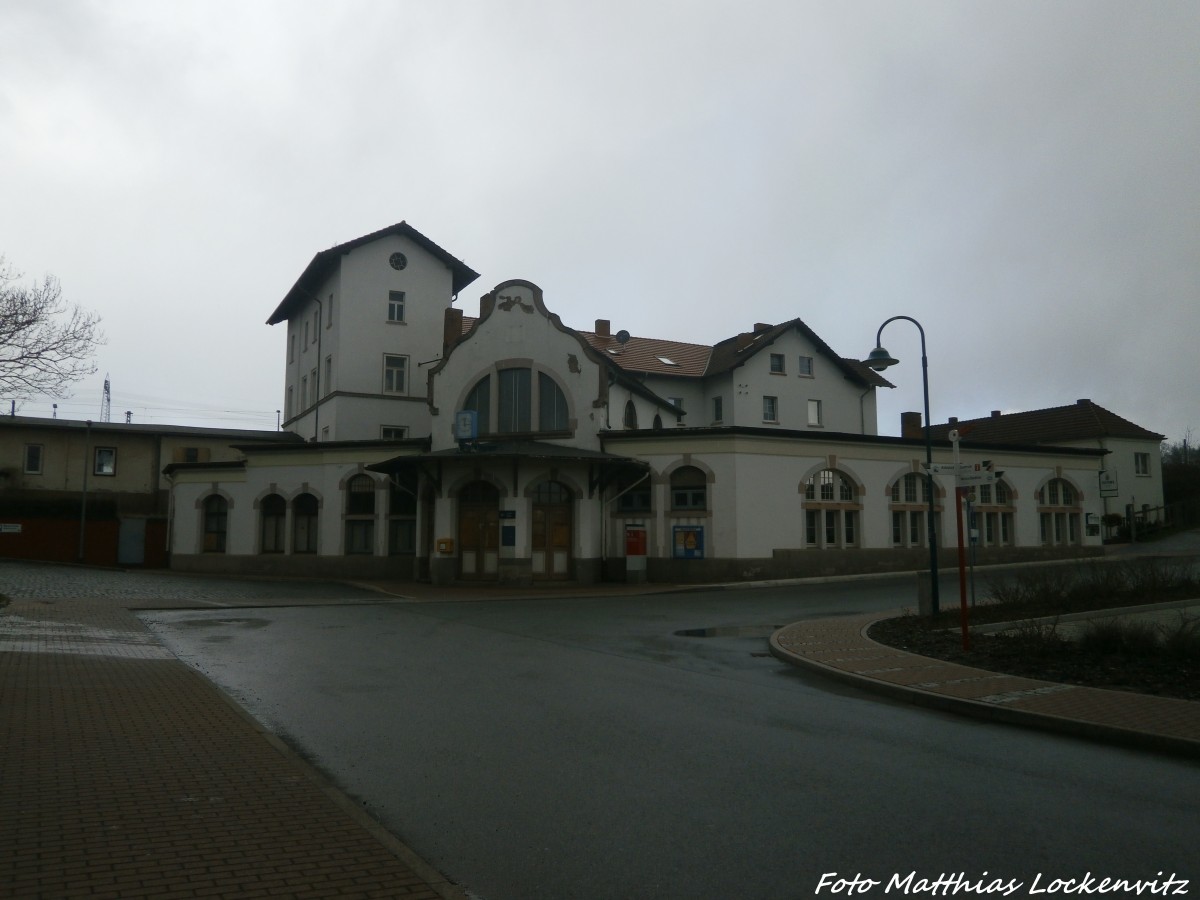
top-left (926, 433), bottom-right (1006, 651)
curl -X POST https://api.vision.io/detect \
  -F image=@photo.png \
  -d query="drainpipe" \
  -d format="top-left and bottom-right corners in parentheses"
top-left (313, 294), bottom-right (323, 441)
top-left (77, 420), bottom-right (92, 562)
top-left (858, 386), bottom-right (872, 434)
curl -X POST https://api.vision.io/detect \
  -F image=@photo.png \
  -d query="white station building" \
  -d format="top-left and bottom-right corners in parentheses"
top-left (164, 222), bottom-right (1160, 585)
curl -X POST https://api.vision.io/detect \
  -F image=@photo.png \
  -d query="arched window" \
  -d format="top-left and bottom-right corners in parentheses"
top-left (498, 367), bottom-right (531, 432)
top-left (623, 399), bottom-right (638, 429)
top-left (670, 466), bottom-right (707, 511)
top-left (345, 474), bottom-right (376, 555)
top-left (463, 375), bottom-right (491, 434)
top-left (532, 480), bottom-right (572, 504)
top-left (388, 472), bottom-right (417, 555)
top-left (539, 372), bottom-right (568, 431)
top-left (463, 368), bottom-right (569, 435)
top-left (973, 479), bottom-right (1015, 547)
top-left (802, 469), bottom-right (860, 548)
top-left (293, 493), bottom-right (318, 554)
top-left (202, 495), bottom-right (228, 553)
top-left (260, 493), bottom-right (286, 554)
top-left (888, 473), bottom-right (940, 549)
top-left (1038, 477), bottom-right (1081, 545)
top-left (805, 469), bottom-right (855, 502)
top-left (891, 473), bottom-right (930, 503)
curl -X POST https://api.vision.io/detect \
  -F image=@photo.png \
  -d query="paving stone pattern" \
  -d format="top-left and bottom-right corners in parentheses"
top-left (0, 561), bottom-right (461, 900)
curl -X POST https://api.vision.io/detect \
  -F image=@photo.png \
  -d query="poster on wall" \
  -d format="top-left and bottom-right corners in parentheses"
top-left (673, 525), bottom-right (704, 559)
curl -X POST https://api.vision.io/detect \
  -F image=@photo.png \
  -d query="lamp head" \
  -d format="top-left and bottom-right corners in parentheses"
top-left (864, 346), bottom-right (899, 371)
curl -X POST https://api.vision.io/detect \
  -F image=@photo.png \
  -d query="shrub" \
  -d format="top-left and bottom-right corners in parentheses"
top-left (1078, 618), bottom-right (1162, 656)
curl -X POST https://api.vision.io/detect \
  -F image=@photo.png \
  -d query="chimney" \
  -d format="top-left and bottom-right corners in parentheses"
top-left (443, 308), bottom-right (464, 352)
top-left (479, 292), bottom-right (495, 318)
top-left (991, 410), bottom-right (1001, 418)
top-left (1077, 398), bottom-right (1090, 406)
top-left (595, 319), bottom-right (611, 337)
top-left (948, 416), bottom-right (958, 426)
top-left (753, 322), bottom-right (772, 333)
top-left (736, 333), bottom-right (754, 351)
top-left (901, 411), bottom-right (923, 439)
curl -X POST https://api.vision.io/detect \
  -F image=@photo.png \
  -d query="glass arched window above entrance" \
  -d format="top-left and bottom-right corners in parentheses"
top-left (463, 368), bottom-right (570, 436)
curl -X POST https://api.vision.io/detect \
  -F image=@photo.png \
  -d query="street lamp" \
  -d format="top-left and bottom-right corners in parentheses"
top-left (864, 316), bottom-right (940, 615)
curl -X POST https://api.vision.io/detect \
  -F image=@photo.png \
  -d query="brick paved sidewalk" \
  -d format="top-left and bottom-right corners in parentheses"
top-left (0, 593), bottom-right (466, 900)
top-left (771, 611), bottom-right (1200, 758)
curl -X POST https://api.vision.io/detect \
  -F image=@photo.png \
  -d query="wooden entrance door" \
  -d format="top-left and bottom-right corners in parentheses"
top-left (532, 481), bottom-right (572, 580)
top-left (458, 482), bottom-right (500, 579)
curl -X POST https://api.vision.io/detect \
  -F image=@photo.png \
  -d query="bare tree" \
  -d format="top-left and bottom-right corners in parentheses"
top-left (1, 256), bottom-right (103, 401)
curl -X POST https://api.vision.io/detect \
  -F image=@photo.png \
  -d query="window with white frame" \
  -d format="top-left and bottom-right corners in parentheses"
top-left (383, 355), bottom-right (407, 393)
top-left (324, 356), bottom-right (332, 395)
top-left (769, 353), bottom-right (785, 374)
top-left (971, 479), bottom-right (1015, 547)
top-left (1134, 452), bottom-right (1150, 476)
top-left (668, 397), bottom-right (684, 413)
top-left (807, 399), bottom-right (822, 426)
top-left (388, 291), bottom-right (405, 323)
top-left (762, 396), bottom-right (778, 422)
top-left (23, 444), bottom-right (43, 474)
top-left (1038, 477), bottom-right (1081, 546)
top-left (670, 466), bottom-right (707, 511)
top-left (798, 355), bottom-right (814, 377)
top-left (381, 426), bottom-right (408, 441)
top-left (889, 473), bottom-right (939, 548)
top-left (310, 368), bottom-right (317, 405)
top-left (286, 386), bottom-right (294, 419)
top-left (802, 469), bottom-right (860, 549)
top-left (304, 320), bottom-right (309, 348)
top-left (300, 375), bottom-right (308, 407)
top-left (712, 396), bottom-right (723, 423)
top-left (289, 334), bottom-right (295, 363)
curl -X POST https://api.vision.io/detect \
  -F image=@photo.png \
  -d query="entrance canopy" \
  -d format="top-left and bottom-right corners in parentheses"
top-left (365, 439), bottom-right (650, 497)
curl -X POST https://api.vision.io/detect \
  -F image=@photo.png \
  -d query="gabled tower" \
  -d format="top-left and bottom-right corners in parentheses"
top-left (267, 222), bottom-right (479, 442)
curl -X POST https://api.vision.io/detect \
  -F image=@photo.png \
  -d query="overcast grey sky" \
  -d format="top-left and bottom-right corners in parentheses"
top-left (2, 1), bottom-right (1196, 444)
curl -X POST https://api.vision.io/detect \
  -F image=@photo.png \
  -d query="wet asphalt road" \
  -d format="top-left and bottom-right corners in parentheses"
top-left (139, 576), bottom-right (1200, 900)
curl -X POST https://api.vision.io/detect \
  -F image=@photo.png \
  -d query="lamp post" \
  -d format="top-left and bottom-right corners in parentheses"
top-left (864, 316), bottom-right (940, 615)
